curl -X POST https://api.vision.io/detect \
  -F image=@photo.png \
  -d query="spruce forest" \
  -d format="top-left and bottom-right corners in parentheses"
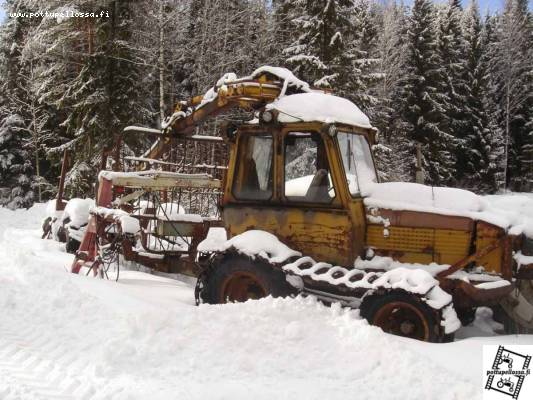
top-left (0, 0), bottom-right (531, 209)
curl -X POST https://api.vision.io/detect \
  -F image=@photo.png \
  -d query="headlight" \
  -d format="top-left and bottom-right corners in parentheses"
top-left (522, 236), bottom-right (533, 256)
top-left (261, 110), bottom-right (274, 123)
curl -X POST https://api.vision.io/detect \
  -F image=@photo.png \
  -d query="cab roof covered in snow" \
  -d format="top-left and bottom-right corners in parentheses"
top-left (265, 92), bottom-right (372, 129)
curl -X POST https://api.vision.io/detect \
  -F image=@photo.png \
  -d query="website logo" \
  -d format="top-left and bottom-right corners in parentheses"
top-left (484, 346), bottom-right (532, 399)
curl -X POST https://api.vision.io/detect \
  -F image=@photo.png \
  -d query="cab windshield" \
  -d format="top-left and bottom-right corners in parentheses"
top-left (337, 132), bottom-right (377, 195)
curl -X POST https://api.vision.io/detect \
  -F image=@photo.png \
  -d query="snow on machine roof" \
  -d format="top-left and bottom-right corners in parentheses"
top-left (265, 92), bottom-right (372, 129)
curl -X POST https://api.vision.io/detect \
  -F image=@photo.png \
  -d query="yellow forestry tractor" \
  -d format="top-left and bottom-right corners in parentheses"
top-left (67, 67), bottom-right (533, 342)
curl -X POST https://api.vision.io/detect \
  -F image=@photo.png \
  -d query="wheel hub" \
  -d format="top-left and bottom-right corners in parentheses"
top-left (221, 271), bottom-right (267, 303)
top-left (373, 301), bottom-right (430, 340)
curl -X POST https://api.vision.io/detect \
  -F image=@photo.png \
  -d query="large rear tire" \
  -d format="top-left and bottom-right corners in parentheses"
top-left (202, 254), bottom-right (295, 304)
top-left (360, 291), bottom-right (442, 342)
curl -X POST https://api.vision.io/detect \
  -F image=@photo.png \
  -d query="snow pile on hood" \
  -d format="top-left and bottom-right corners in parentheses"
top-left (363, 182), bottom-right (533, 236)
top-left (363, 182), bottom-right (485, 213)
top-left (266, 92), bottom-right (372, 129)
top-left (485, 193), bottom-right (533, 238)
top-left (199, 230), bottom-right (301, 263)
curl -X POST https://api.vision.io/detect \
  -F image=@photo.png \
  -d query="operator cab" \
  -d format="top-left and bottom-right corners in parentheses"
top-left (222, 92), bottom-right (377, 266)
top-left (226, 123), bottom-right (378, 206)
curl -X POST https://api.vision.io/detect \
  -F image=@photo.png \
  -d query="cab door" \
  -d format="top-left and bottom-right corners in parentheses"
top-left (274, 129), bottom-right (354, 266)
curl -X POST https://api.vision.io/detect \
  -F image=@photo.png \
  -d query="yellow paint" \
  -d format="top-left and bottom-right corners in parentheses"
top-left (476, 223), bottom-right (504, 274)
top-left (366, 224), bottom-right (471, 266)
top-left (224, 206), bottom-right (353, 266)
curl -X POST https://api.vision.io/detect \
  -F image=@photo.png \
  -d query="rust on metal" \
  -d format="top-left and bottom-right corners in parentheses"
top-left (436, 239), bottom-right (502, 279)
top-left (374, 209), bottom-right (474, 231)
top-left (372, 301), bottom-right (430, 341)
top-left (219, 271), bottom-right (268, 303)
top-left (439, 279), bottom-right (514, 308)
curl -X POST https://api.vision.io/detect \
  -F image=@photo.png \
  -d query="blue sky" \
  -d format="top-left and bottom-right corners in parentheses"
top-left (0, 0), bottom-right (528, 24)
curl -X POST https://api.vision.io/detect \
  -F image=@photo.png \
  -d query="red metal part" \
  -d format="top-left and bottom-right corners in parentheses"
top-left (71, 216), bottom-right (98, 274)
top-left (70, 178), bottom-right (114, 274)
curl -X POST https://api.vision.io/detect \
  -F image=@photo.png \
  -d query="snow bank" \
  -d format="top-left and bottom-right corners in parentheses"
top-left (1, 204), bottom-right (532, 399)
top-left (45, 199), bottom-right (62, 219)
top-left (266, 92), bottom-right (372, 129)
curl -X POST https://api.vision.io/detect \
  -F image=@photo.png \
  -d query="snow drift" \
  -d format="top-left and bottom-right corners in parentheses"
top-left (1, 203), bottom-right (533, 399)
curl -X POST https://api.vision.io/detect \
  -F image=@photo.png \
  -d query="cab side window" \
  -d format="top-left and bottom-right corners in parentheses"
top-left (232, 134), bottom-right (273, 200)
top-left (284, 132), bottom-right (335, 203)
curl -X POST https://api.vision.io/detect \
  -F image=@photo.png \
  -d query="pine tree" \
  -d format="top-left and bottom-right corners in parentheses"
top-left (372, 1), bottom-right (410, 182)
top-left (436, 0), bottom-right (466, 184)
top-left (35, 1), bottom-right (151, 197)
top-left (511, 0), bottom-right (533, 192)
top-left (0, 114), bottom-right (35, 209)
top-left (459, 0), bottom-right (498, 192)
top-left (402, 0), bottom-right (454, 186)
top-left (273, 0), bottom-right (303, 58)
top-left (284, 0), bottom-right (353, 89)
top-left (344, 0), bottom-right (380, 111)
top-left (0, 0), bottom-right (38, 208)
top-left (488, 0), bottom-right (533, 191)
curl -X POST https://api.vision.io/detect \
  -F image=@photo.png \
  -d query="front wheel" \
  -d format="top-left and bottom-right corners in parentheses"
top-left (201, 254), bottom-right (295, 304)
top-left (360, 291), bottom-right (442, 342)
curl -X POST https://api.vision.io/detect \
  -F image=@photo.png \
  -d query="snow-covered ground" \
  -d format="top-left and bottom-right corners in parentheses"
top-left (1, 197), bottom-right (533, 400)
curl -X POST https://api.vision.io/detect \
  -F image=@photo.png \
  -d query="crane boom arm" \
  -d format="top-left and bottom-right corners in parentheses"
top-left (164, 75), bottom-right (283, 136)
top-left (129, 67), bottom-right (312, 161)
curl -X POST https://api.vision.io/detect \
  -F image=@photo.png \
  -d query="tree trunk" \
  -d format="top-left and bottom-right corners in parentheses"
top-left (159, 0), bottom-right (165, 123)
top-left (503, 87), bottom-right (510, 192)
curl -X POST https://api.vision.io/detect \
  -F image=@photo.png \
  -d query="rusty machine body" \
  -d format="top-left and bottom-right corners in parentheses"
top-left (66, 67), bottom-right (533, 341)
